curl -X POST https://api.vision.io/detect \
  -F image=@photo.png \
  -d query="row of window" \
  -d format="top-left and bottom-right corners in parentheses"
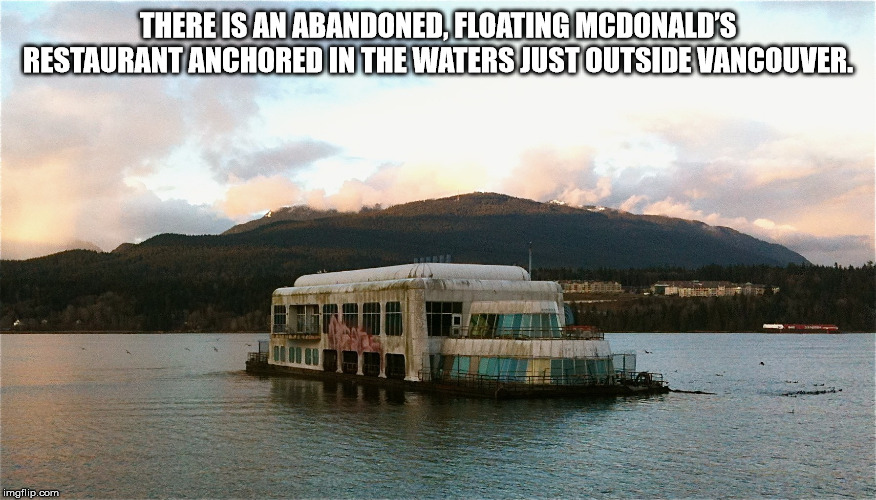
top-left (273, 346), bottom-right (320, 366)
top-left (550, 358), bottom-right (611, 378)
top-left (432, 354), bottom-right (529, 382)
top-left (273, 302), bottom-right (403, 336)
top-left (323, 350), bottom-right (406, 379)
top-left (274, 302), bottom-right (562, 339)
top-left (431, 355), bottom-right (613, 383)
top-left (469, 313), bottom-right (561, 338)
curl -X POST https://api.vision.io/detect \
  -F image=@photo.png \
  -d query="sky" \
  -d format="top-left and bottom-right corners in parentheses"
top-left (1, 1), bottom-right (874, 265)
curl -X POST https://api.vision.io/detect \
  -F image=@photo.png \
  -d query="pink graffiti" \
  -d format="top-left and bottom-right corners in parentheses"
top-left (327, 314), bottom-right (383, 366)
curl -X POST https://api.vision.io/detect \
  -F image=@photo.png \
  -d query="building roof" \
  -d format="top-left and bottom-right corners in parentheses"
top-left (293, 263), bottom-right (531, 287)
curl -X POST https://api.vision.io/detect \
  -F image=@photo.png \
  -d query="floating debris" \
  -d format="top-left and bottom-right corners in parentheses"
top-left (782, 388), bottom-right (840, 396)
top-left (670, 389), bottom-right (716, 395)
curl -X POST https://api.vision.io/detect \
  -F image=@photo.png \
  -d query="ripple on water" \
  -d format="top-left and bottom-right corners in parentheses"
top-left (1, 333), bottom-right (873, 498)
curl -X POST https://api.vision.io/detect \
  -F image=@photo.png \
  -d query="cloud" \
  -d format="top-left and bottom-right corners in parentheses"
top-left (216, 175), bottom-right (304, 219)
top-left (217, 140), bottom-right (342, 180)
top-left (1, 185), bottom-right (234, 259)
top-left (41, 2), bottom-right (144, 44)
top-left (639, 197), bottom-right (874, 265)
top-left (1, 1), bottom-right (873, 267)
top-left (316, 160), bottom-right (494, 212)
top-left (500, 147), bottom-right (610, 205)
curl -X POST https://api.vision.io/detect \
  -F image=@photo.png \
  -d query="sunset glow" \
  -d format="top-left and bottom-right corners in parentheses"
top-left (1, 1), bottom-right (873, 265)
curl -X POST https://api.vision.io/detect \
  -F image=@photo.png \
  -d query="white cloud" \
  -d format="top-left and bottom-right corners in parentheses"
top-left (1, 1), bottom-right (873, 266)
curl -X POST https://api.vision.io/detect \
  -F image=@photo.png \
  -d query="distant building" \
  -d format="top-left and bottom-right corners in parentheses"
top-left (560, 280), bottom-right (623, 294)
top-left (651, 281), bottom-right (778, 297)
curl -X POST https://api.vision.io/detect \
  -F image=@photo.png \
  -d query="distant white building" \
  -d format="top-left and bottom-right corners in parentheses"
top-left (559, 280), bottom-right (623, 294)
top-left (651, 281), bottom-right (779, 297)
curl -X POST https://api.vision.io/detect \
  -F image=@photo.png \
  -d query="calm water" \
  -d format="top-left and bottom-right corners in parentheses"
top-left (1, 333), bottom-right (873, 498)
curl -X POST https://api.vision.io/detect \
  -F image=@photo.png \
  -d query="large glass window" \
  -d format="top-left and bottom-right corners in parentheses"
top-left (385, 353), bottom-right (405, 379)
top-left (548, 358), bottom-right (609, 383)
top-left (470, 314), bottom-right (497, 338)
top-left (363, 302), bottom-right (380, 335)
top-left (290, 304), bottom-right (319, 334)
top-left (342, 350), bottom-right (358, 374)
top-left (450, 356), bottom-right (470, 379)
top-left (363, 352), bottom-right (380, 377)
top-left (426, 302), bottom-right (461, 336)
top-left (342, 303), bottom-right (358, 328)
top-left (273, 305), bottom-right (286, 333)
top-left (478, 357), bottom-right (499, 377)
top-left (550, 358), bottom-right (573, 382)
top-left (469, 313), bottom-right (561, 338)
top-left (323, 349), bottom-right (337, 371)
top-left (385, 301), bottom-right (403, 336)
top-left (322, 304), bottom-right (338, 334)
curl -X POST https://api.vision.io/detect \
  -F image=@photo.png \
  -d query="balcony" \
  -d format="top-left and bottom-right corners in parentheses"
top-left (447, 325), bottom-right (604, 340)
top-left (272, 325), bottom-right (321, 341)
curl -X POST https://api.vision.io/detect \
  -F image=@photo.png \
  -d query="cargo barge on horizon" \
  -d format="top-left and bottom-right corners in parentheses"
top-left (762, 323), bottom-right (840, 333)
top-left (245, 263), bottom-right (668, 399)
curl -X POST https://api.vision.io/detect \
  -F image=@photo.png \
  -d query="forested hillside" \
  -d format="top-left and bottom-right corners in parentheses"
top-left (551, 264), bottom-right (875, 332)
top-left (3, 256), bottom-right (873, 332)
top-left (3, 192), bottom-right (861, 333)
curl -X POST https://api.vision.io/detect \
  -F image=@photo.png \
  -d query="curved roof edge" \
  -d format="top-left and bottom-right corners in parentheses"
top-left (293, 263), bottom-right (531, 287)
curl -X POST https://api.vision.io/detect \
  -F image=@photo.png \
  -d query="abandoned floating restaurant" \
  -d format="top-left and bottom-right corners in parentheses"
top-left (246, 263), bottom-right (667, 398)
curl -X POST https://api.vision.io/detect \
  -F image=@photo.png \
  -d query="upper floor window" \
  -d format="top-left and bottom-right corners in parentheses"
top-left (273, 305), bottom-right (286, 333)
top-left (322, 304), bottom-right (338, 334)
top-left (426, 302), bottom-right (462, 336)
top-left (363, 302), bottom-right (380, 335)
top-left (342, 303), bottom-right (358, 328)
top-left (291, 304), bottom-right (319, 334)
top-left (385, 301), bottom-right (403, 336)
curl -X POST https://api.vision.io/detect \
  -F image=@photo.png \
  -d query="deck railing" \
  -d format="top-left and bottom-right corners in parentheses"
top-left (248, 352), bottom-right (268, 363)
top-left (419, 370), bottom-right (609, 389)
top-left (446, 326), bottom-right (603, 340)
top-left (273, 329), bottom-right (321, 340)
top-left (419, 369), bottom-right (665, 389)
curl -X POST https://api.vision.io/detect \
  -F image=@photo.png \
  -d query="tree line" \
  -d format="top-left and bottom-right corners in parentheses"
top-left (551, 263), bottom-right (875, 332)
top-left (2, 249), bottom-right (873, 333)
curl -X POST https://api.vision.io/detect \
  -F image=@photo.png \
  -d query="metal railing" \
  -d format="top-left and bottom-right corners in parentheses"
top-left (273, 327), bottom-right (321, 340)
top-left (420, 368), bottom-right (666, 389)
top-left (419, 370), bottom-right (614, 389)
top-left (248, 352), bottom-right (268, 363)
top-left (445, 326), bottom-right (603, 340)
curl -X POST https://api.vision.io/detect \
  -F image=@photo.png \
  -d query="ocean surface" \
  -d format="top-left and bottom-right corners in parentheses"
top-left (1, 332), bottom-right (873, 499)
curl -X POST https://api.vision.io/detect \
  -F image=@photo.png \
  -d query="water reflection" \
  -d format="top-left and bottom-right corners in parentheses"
top-left (1, 333), bottom-right (873, 499)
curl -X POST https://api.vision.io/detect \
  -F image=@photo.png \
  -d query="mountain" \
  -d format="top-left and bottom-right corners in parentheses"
top-left (2, 192), bottom-right (821, 332)
top-left (222, 205), bottom-right (345, 235)
top-left (216, 192), bottom-right (808, 269)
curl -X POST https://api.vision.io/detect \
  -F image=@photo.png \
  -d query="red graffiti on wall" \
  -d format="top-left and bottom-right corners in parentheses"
top-left (326, 314), bottom-right (383, 364)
